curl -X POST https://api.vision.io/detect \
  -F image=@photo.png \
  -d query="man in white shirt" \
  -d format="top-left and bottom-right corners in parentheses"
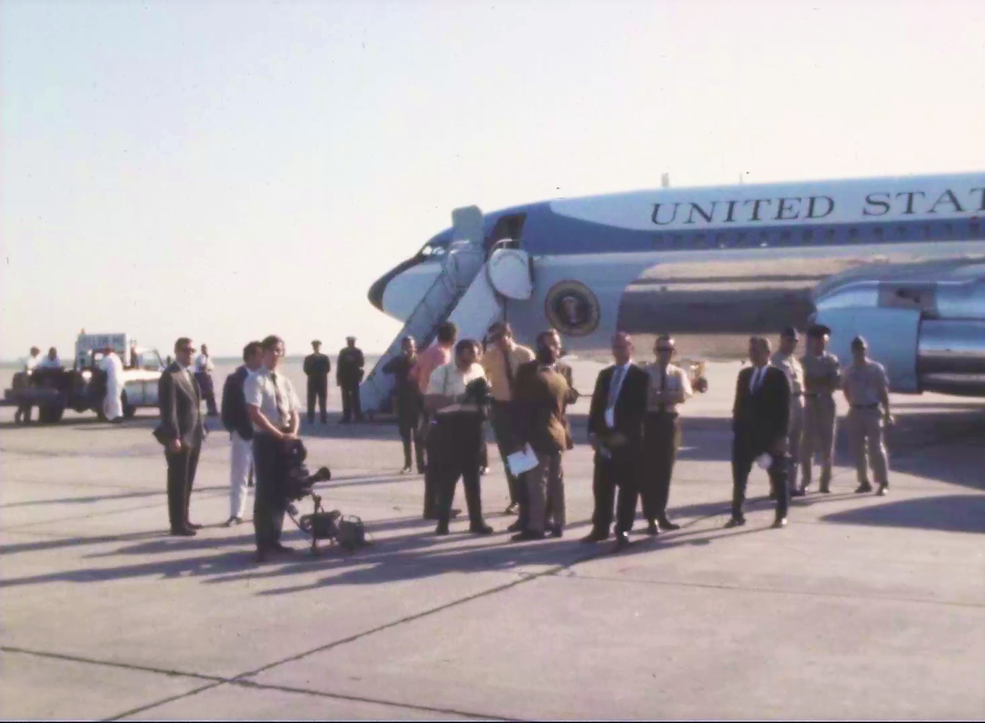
top-left (14, 347), bottom-right (41, 424)
top-left (98, 347), bottom-right (125, 422)
top-left (195, 343), bottom-right (219, 417)
top-left (425, 339), bottom-right (494, 536)
top-left (244, 335), bottom-right (302, 562)
top-left (771, 327), bottom-right (806, 499)
top-left (639, 335), bottom-right (693, 535)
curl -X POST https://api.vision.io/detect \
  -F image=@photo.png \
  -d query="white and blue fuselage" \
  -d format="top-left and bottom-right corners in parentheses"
top-left (369, 173), bottom-right (985, 395)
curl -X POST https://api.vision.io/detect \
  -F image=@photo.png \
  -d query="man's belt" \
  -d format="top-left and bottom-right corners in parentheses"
top-left (804, 392), bottom-right (834, 398)
top-left (850, 404), bottom-right (879, 409)
top-left (791, 392), bottom-right (803, 397)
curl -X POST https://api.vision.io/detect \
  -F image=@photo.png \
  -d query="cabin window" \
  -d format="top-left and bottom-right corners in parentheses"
top-left (802, 229), bottom-right (814, 241)
top-left (715, 232), bottom-right (727, 249)
top-left (825, 228), bottom-right (837, 241)
top-left (923, 224), bottom-right (933, 239)
top-left (873, 226), bottom-right (884, 238)
top-left (970, 221), bottom-right (981, 237)
top-left (780, 230), bottom-right (791, 242)
top-left (848, 227), bottom-right (859, 241)
top-left (944, 223), bottom-right (954, 238)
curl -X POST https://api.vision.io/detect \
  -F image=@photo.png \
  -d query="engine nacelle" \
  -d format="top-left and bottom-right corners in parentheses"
top-left (813, 263), bottom-right (985, 396)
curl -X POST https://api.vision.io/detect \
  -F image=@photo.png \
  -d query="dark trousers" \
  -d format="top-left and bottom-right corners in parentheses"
top-left (341, 384), bottom-right (362, 422)
top-left (479, 423), bottom-right (489, 469)
top-left (731, 433), bottom-right (789, 521)
top-left (253, 434), bottom-right (287, 551)
top-left (490, 401), bottom-right (521, 505)
top-left (423, 416), bottom-right (441, 517)
top-left (166, 443), bottom-right (201, 532)
top-left (640, 413), bottom-right (679, 523)
top-left (398, 399), bottom-right (424, 471)
top-left (307, 379), bottom-right (327, 423)
top-left (15, 404), bottom-right (32, 423)
top-left (591, 450), bottom-right (639, 535)
top-left (434, 413), bottom-right (485, 528)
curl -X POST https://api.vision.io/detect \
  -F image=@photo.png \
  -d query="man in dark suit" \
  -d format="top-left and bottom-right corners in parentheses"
top-left (303, 340), bottom-right (331, 424)
top-left (727, 336), bottom-right (792, 529)
top-left (583, 332), bottom-right (650, 550)
top-left (156, 337), bottom-right (206, 536)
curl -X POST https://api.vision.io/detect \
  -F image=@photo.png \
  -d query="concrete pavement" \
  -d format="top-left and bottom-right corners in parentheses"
top-left (1, 360), bottom-right (983, 720)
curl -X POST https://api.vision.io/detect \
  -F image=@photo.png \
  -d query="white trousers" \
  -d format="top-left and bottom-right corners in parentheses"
top-left (230, 431), bottom-right (254, 519)
top-left (103, 384), bottom-right (123, 420)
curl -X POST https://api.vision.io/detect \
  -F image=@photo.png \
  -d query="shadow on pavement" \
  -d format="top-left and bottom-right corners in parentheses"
top-left (821, 495), bottom-right (985, 534)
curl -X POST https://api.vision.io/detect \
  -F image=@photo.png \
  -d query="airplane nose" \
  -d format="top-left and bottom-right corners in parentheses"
top-left (368, 257), bottom-right (423, 312)
top-left (368, 274), bottom-right (388, 311)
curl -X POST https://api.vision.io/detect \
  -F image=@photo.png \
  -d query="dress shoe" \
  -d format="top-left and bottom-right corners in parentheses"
top-left (645, 521), bottom-right (659, 536)
top-left (772, 517), bottom-right (788, 529)
top-left (723, 517), bottom-right (746, 529)
top-left (511, 530), bottom-right (546, 542)
top-left (270, 542), bottom-right (295, 554)
top-left (507, 520), bottom-right (524, 533)
top-left (400, 466), bottom-right (412, 474)
top-left (876, 485), bottom-right (889, 496)
top-left (469, 523), bottom-right (494, 535)
top-left (504, 502), bottom-right (518, 515)
top-left (255, 549), bottom-right (267, 563)
top-left (435, 524), bottom-right (449, 536)
top-left (417, 467), bottom-right (426, 475)
top-left (171, 528), bottom-right (196, 537)
top-left (614, 532), bottom-right (631, 550)
top-left (855, 483), bottom-right (874, 494)
top-left (819, 483), bottom-right (831, 494)
top-left (580, 531), bottom-right (609, 544)
top-left (790, 488), bottom-right (806, 498)
top-left (186, 522), bottom-right (203, 530)
top-left (223, 516), bottom-right (243, 527)
top-left (479, 467), bottom-right (489, 476)
top-left (657, 518), bottom-right (680, 531)
top-left (549, 524), bottom-right (563, 538)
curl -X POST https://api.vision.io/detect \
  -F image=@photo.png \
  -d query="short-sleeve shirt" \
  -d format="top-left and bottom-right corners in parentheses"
top-left (427, 362), bottom-right (487, 414)
top-left (480, 343), bottom-right (535, 402)
top-left (801, 352), bottom-right (841, 395)
top-left (414, 344), bottom-right (452, 394)
top-left (771, 351), bottom-right (804, 396)
top-left (641, 363), bottom-right (693, 414)
top-left (244, 366), bottom-right (301, 431)
top-left (843, 360), bottom-right (889, 407)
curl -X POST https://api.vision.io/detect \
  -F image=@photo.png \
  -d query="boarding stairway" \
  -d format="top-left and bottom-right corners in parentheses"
top-left (359, 206), bottom-right (533, 415)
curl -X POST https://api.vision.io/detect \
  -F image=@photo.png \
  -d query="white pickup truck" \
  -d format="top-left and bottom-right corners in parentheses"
top-left (4, 332), bottom-right (166, 423)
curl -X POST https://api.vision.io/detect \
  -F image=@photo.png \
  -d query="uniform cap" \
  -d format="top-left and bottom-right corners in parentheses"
top-left (312, 340), bottom-right (322, 345)
top-left (851, 335), bottom-right (867, 349)
top-left (346, 336), bottom-right (356, 341)
top-left (780, 326), bottom-right (799, 340)
top-left (807, 323), bottom-right (832, 338)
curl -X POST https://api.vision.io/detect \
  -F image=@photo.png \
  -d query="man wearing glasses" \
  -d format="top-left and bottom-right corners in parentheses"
top-left (244, 335), bottom-right (302, 561)
top-left (155, 337), bottom-right (206, 536)
top-left (639, 335), bottom-right (692, 535)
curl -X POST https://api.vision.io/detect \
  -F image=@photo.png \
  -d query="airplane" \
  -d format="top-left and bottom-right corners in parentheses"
top-left (366, 172), bottom-right (985, 401)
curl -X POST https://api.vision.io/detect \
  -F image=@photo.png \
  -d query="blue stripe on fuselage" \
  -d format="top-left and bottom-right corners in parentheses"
top-left (422, 202), bottom-right (984, 256)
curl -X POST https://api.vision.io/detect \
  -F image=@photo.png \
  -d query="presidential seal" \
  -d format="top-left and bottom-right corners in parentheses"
top-left (544, 280), bottom-right (601, 337)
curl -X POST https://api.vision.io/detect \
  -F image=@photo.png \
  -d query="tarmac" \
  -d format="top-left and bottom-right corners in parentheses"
top-left (1, 359), bottom-right (983, 721)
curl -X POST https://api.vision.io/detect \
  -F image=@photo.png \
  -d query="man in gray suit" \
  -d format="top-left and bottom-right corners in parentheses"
top-left (156, 337), bottom-right (206, 536)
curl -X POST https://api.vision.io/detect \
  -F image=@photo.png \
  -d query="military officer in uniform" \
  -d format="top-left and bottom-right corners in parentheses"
top-left (800, 324), bottom-right (840, 493)
top-left (337, 336), bottom-right (365, 423)
top-left (303, 340), bottom-right (331, 424)
top-left (842, 336), bottom-right (893, 496)
top-left (771, 327), bottom-right (806, 498)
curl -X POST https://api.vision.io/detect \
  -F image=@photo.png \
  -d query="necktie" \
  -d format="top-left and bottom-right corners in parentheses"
top-left (271, 372), bottom-right (287, 424)
top-left (750, 367), bottom-right (762, 393)
top-left (607, 366), bottom-right (624, 410)
top-left (659, 367), bottom-right (667, 412)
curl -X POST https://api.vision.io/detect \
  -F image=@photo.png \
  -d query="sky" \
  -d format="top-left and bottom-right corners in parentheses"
top-left (2, 0), bottom-right (984, 360)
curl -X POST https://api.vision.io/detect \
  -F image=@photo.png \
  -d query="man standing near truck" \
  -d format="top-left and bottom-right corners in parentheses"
top-left (98, 346), bottom-right (125, 423)
top-left (14, 347), bottom-right (41, 424)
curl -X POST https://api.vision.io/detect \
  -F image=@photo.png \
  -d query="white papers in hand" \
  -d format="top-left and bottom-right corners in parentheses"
top-left (506, 444), bottom-right (539, 476)
top-left (755, 452), bottom-right (772, 470)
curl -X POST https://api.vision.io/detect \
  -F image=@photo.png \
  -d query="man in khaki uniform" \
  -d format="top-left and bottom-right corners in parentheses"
top-left (800, 324), bottom-right (840, 493)
top-left (771, 327), bottom-right (806, 498)
top-left (842, 336), bottom-right (893, 496)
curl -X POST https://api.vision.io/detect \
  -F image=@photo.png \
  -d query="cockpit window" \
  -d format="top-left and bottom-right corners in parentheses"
top-left (418, 243), bottom-right (448, 258)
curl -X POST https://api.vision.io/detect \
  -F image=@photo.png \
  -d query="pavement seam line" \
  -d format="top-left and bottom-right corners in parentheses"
top-left (0, 645), bottom-right (225, 683)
